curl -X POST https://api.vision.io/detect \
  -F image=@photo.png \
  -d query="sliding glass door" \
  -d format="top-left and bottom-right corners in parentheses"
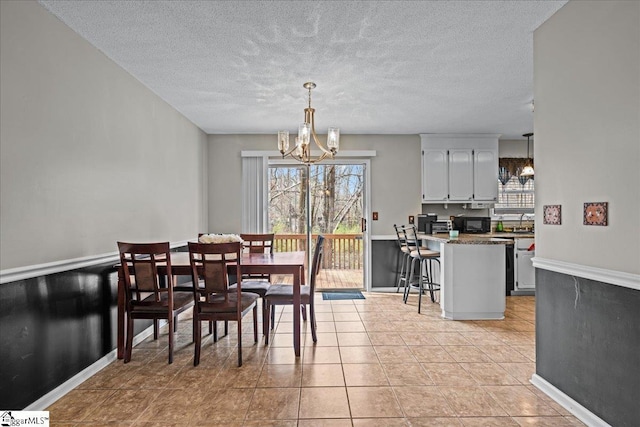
top-left (268, 162), bottom-right (366, 290)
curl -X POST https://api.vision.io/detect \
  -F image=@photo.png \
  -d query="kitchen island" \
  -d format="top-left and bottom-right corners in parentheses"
top-left (419, 233), bottom-right (515, 320)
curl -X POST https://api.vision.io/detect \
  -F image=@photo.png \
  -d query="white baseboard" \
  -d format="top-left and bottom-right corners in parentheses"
top-left (23, 323), bottom-right (158, 410)
top-left (530, 374), bottom-right (611, 427)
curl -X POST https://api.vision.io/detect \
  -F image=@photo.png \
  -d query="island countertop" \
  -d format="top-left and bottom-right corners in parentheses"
top-left (417, 232), bottom-right (534, 245)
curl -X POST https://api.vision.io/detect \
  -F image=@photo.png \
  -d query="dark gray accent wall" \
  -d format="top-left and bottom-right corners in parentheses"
top-left (0, 264), bottom-right (119, 409)
top-left (371, 240), bottom-right (400, 289)
top-left (536, 269), bottom-right (640, 426)
top-left (0, 248), bottom-right (192, 409)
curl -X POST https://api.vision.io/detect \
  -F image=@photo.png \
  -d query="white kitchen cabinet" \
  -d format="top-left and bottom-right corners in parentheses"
top-left (514, 237), bottom-right (535, 292)
top-left (421, 134), bottom-right (499, 204)
top-left (473, 148), bottom-right (499, 202)
top-left (448, 149), bottom-right (474, 201)
top-left (421, 149), bottom-right (449, 201)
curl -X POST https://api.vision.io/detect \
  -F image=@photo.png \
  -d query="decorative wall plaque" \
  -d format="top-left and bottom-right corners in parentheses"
top-left (583, 202), bottom-right (608, 226)
top-left (543, 205), bottom-right (562, 225)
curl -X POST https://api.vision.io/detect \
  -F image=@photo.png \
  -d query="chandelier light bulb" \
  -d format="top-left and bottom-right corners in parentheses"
top-left (327, 128), bottom-right (340, 151)
top-left (278, 131), bottom-right (289, 153)
top-left (295, 137), bottom-right (304, 157)
top-left (298, 123), bottom-right (310, 146)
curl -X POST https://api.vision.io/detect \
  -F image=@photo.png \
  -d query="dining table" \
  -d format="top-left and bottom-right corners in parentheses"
top-left (116, 250), bottom-right (306, 359)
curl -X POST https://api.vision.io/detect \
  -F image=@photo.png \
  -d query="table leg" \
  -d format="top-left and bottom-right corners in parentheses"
top-left (293, 266), bottom-right (301, 357)
top-left (117, 266), bottom-right (125, 359)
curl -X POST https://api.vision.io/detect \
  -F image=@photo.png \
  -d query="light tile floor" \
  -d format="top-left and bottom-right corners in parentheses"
top-left (47, 293), bottom-right (586, 426)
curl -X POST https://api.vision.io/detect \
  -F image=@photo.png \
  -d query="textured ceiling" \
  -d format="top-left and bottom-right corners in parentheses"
top-left (39, 0), bottom-right (566, 139)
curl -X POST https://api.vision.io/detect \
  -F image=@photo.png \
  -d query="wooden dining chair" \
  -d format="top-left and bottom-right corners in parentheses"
top-left (188, 241), bottom-right (259, 367)
top-left (239, 233), bottom-right (275, 280)
top-left (117, 242), bottom-right (194, 364)
top-left (263, 235), bottom-right (324, 344)
top-left (228, 233), bottom-right (275, 334)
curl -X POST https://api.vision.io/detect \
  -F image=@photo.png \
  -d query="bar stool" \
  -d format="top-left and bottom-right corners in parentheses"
top-left (393, 224), bottom-right (411, 293)
top-left (402, 225), bottom-right (441, 313)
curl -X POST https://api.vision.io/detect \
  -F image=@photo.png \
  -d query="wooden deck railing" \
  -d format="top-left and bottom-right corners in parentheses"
top-left (274, 234), bottom-right (363, 270)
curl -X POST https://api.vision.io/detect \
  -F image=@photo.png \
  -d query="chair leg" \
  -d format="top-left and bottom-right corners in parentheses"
top-left (253, 305), bottom-right (258, 343)
top-left (192, 314), bottom-right (196, 343)
top-left (403, 256), bottom-right (412, 303)
top-left (213, 321), bottom-right (218, 342)
top-left (270, 305), bottom-right (275, 330)
top-left (394, 249), bottom-right (401, 291)
top-left (429, 258), bottom-right (440, 302)
top-left (262, 299), bottom-right (268, 336)
top-left (124, 314), bottom-right (134, 363)
top-left (193, 318), bottom-right (201, 367)
top-left (418, 259), bottom-right (424, 314)
top-left (301, 305), bottom-right (307, 321)
top-left (404, 257), bottom-right (417, 304)
top-left (224, 320), bottom-right (229, 337)
top-left (237, 318), bottom-right (243, 367)
top-left (310, 304), bottom-right (317, 343)
top-left (174, 314), bottom-right (178, 332)
top-left (264, 302), bottom-right (271, 345)
top-left (153, 319), bottom-right (159, 340)
top-left (396, 252), bottom-right (407, 293)
top-left (168, 316), bottom-right (174, 364)
top-left (426, 259), bottom-right (435, 303)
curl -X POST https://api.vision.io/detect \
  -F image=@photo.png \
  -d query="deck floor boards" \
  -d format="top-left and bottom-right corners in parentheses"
top-left (272, 268), bottom-right (363, 290)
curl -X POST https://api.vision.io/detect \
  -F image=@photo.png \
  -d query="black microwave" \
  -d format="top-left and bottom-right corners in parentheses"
top-left (453, 217), bottom-right (491, 233)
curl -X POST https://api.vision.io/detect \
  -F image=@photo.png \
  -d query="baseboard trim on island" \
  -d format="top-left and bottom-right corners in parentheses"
top-left (441, 310), bottom-right (504, 320)
top-left (530, 374), bottom-right (611, 427)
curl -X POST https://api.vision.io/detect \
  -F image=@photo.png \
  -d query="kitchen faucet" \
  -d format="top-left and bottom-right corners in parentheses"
top-left (519, 213), bottom-right (533, 229)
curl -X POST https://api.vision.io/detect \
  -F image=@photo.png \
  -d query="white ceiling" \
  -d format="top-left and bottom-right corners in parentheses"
top-left (39, 0), bottom-right (567, 139)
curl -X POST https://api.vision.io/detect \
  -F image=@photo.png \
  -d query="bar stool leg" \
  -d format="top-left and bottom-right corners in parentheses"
top-left (397, 252), bottom-right (408, 293)
top-left (394, 248), bottom-right (402, 291)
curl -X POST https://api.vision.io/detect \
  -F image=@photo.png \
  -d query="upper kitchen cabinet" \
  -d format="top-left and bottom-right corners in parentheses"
top-left (421, 134), bottom-right (499, 204)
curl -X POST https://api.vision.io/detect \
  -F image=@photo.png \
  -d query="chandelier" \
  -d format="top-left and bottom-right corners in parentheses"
top-left (277, 82), bottom-right (340, 164)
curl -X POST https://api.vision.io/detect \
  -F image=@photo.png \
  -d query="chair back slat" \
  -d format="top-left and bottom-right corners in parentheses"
top-left (188, 241), bottom-right (241, 298)
top-left (133, 261), bottom-right (157, 293)
top-left (202, 259), bottom-right (228, 295)
top-left (240, 233), bottom-right (274, 254)
top-left (403, 225), bottom-right (419, 249)
top-left (394, 224), bottom-right (408, 250)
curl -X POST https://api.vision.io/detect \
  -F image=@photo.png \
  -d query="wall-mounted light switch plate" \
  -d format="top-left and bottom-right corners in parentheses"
top-left (408, 215), bottom-right (414, 224)
top-left (372, 212), bottom-right (379, 220)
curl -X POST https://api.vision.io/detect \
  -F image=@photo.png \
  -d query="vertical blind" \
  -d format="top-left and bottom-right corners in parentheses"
top-left (241, 156), bottom-right (269, 233)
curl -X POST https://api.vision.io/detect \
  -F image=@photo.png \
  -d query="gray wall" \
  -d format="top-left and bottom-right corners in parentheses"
top-left (534, 0), bottom-right (640, 275)
top-left (207, 135), bottom-right (539, 234)
top-left (498, 139), bottom-right (533, 158)
top-left (0, 1), bottom-right (208, 270)
top-left (207, 134), bottom-right (421, 237)
top-left (532, 1), bottom-right (640, 424)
